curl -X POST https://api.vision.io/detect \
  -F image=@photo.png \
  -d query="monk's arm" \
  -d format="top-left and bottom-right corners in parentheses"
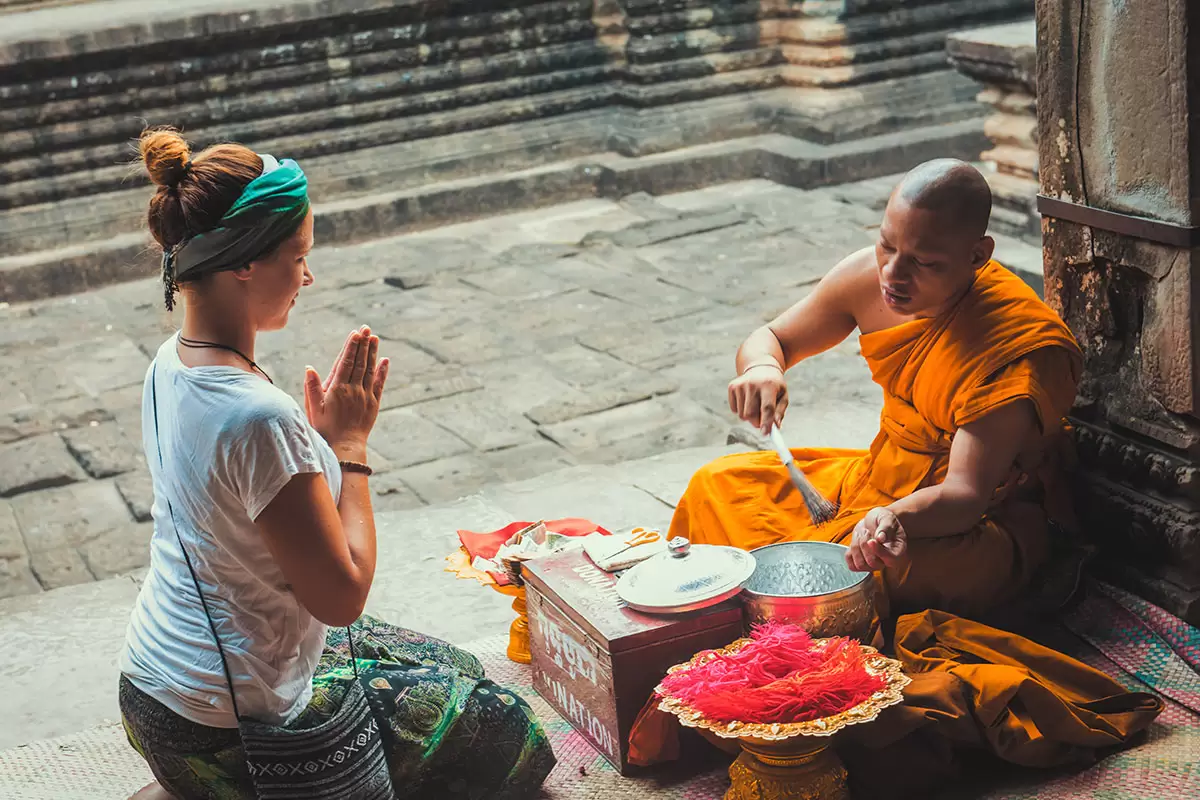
top-left (888, 400), bottom-right (1037, 539)
top-left (735, 250), bottom-right (865, 373)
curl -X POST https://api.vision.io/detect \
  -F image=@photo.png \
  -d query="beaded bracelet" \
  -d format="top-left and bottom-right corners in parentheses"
top-left (338, 460), bottom-right (373, 476)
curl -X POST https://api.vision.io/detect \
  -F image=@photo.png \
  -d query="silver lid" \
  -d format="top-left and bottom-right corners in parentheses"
top-left (615, 537), bottom-right (756, 614)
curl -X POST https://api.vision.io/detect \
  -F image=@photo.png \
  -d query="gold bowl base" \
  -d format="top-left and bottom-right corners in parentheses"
top-left (725, 737), bottom-right (849, 800)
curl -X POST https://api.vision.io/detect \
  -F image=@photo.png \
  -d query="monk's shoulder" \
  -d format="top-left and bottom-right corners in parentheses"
top-left (825, 247), bottom-right (879, 297)
top-left (826, 247), bottom-right (885, 326)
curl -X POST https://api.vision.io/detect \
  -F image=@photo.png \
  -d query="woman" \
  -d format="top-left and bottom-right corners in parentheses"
top-left (118, 128), bottom-right (555, 799)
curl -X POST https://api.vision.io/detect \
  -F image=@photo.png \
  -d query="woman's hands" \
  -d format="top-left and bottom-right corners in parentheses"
top-left (304, 325), bottom-right (389, 458)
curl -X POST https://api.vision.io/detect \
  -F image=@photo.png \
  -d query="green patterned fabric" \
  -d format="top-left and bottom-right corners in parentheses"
top-left (171, 155), bottom-right (310, 283)
top-left (120, 616), bottom-right (555, 799)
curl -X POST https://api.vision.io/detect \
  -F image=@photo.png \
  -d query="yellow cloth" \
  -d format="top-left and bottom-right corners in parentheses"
top-left (671, 261), bottom-right (1083, 618)
top-left (627, 263), bottom-right (1163, 782)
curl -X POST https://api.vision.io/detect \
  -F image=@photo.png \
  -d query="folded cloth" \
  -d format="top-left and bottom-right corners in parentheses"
top-left (456, 518), bottom-right (612, 585)
top-left (583, 528), bottom-right (668, 572)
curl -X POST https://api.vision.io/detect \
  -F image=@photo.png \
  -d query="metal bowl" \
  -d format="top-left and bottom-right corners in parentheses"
top-left (741, 541), bottom-right (877, 642)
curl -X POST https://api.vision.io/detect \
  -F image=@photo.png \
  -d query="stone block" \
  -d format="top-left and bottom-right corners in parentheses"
top-left (538, 396), bottom-right (728, 462)
top-left (60, 421), bottom-right (144, 479)
top-left (396, 454), bottom-right (503, 505)
top-left (539, 344), bottom-right (650, 389)
top-left (19, 337), bottom-right (148, 402)
top-left (379, 368), bottom-right (485, 411)
top-left (370, 472), bottom-right (427, 514)
top-left (464, 355), bottom-right (591, 417)
top-left (103, 384), bottom-right (146, 438)
top-left (368, 408), bottom-right (472, 469)
top-left (947, 20), bottom-right (1037, 93)
top-left (80, 523), bottom-right (153, 580)
top-left (618, 192), bottom-right (681, 221)
top-left (0, 434), bottom-right (87, 497)
top-left (29, 547), bottom-right (92, 590)
top-left (512, 203), bottom-right (647, 248)
top-left (401, 321), bottom-right (555, 366)
top-left (579, 309), bottom-right (764, 372)
top-left (481, 465), bottom-right (676, 534)
top-left (585, 209), bottom-right (752, 249)
top-left (619, 444), bottom-right (745, 508)
top-left (0, 557), bottom-right (40, 599)
top-left (526, 371), bottom-right (679, 426)
top-left (0, 500), bottom-right (22, 560)
top-left (0, 394), bottom-right (111, 445)
top-left (458, 265), bottom-right (578, 299)
top-left (11, 479), bottom-right (132, 553)
top-left (115, 470), bottom-right (154, 523)
top-left (480, 441), bottom-right (578, 483)
top-left (0, 576), bottom-right (142, 747)
top-left (411, 391), bottom-right (540, 452)
top-left (539, 256), bottom-right (715, 320)
top-left (496, 243), bottom-right (582, 265)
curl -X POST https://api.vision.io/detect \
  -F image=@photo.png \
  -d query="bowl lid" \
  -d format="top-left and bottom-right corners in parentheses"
top-left (616, 537), bottom-right (756, 614)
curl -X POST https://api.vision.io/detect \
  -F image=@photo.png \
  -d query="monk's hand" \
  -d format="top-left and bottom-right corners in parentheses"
top-left (728, 363), bottom-right (789, 435)
top-left (847, 507), bottom-right (907, 572)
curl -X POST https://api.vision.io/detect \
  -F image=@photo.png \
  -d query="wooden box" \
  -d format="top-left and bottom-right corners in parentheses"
top-left (523, 548), bottom-right (744, 775)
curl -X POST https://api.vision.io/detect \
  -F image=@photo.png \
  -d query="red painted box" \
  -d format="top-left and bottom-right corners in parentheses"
top-left (522, 548), bottom-right (744, 775)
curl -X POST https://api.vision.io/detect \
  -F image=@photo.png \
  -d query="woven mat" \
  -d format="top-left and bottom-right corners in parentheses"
top-left (2, 592), bottom-right (1197, 800)
top-left (0, 635), bottom-right (725, 800)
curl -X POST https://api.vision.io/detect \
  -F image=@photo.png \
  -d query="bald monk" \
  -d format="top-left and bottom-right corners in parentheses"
top-left (630, 161), bottom-right (1161, 794)
top-left (682, 158), bottom-right (1080, 619)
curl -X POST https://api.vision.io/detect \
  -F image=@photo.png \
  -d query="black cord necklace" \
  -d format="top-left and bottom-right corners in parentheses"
top-left (178, 335), bottom-right (273, 384)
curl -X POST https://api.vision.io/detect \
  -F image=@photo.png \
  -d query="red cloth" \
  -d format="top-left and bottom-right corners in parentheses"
top-left (456, 518), bottom-right (612, 584)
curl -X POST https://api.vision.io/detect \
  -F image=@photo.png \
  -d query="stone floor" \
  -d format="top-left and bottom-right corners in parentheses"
top-left (2, 432), bottom-right (894, 750)
top-left (0, 175), bottom-right (1043, 600)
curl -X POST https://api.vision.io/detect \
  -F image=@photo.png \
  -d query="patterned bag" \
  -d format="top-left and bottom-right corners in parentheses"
top-left (150, 363), bottom-right (395, 799)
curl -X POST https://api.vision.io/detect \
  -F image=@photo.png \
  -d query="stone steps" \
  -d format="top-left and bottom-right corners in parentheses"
top-left (0, 0), bottom-right (1045, 302)
top-left (0, 397), bottom-right (883, 749)
top-left (0, 114), bottom-right (987, 302)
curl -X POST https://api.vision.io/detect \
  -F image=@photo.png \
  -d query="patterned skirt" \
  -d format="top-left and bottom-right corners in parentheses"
top-left (119, 616), bottom-right (556, 799)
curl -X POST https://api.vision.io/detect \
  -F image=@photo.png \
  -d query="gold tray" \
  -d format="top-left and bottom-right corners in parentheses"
top-left (655, 635), bottom-right (910, 741)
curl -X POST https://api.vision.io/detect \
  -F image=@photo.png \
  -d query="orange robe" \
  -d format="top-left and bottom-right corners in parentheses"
top-left (628, 262), bottom-right (1163, 786)
top-left (672, 260), bottom-right (1083, 619)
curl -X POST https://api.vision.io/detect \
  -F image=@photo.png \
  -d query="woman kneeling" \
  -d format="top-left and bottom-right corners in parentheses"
top-left (118, 129), bottom-right (555, 799)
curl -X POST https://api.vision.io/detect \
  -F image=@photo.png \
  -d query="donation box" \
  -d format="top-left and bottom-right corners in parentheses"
top-left (522, 548), bottom-right (743, 775)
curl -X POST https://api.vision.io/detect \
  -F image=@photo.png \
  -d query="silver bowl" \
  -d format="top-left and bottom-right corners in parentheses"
top-left (741, 541), bottom-right (877, 642)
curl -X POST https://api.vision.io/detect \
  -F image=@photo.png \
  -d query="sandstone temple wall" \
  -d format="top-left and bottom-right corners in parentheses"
top-left (0, 0), bottom-right (1032, 300)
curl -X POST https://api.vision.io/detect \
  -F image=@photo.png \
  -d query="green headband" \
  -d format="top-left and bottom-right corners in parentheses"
top-left (162, 154), bottom-right (309, 308)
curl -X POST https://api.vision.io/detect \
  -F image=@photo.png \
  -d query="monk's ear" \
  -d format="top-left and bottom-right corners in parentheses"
top-left (971, 236), bottom-right (995, 269)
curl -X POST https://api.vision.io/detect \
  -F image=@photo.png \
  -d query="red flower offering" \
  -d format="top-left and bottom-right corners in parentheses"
top-left (658, 621), bottom-right (886, 724)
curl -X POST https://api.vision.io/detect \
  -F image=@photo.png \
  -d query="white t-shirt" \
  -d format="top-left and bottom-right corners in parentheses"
top-left (120, 334), bottom-right (342, 729)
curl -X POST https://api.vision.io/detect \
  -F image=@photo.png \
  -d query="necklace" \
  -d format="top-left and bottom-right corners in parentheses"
top-left (178, 335), bottom-right (273, 384)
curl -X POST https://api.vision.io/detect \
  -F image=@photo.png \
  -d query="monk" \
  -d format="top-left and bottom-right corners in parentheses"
top-left (682, 158), bottom-right (1079, 619)
top-left (629, 160), bottom-right (1162, 796)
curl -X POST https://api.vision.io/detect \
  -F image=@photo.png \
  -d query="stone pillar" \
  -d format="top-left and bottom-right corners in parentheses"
top-left (1036, 0), bottom-right (1200, 623)
top-left (772, 0), bottom-right (1035, 142)
top-left (947, 20), bottom-right (1039, 244)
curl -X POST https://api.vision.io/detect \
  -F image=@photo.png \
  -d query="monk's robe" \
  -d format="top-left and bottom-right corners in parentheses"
top-left (627, 262), bottom-right (1164, 783)
top-left (671, 260), bottom-right (1083, 619)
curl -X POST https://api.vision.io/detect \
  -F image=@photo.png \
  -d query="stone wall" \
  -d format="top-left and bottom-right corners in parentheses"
top-left (1036, 0), bottom-right (1200, 623)
top-left (0, 0), bottom-right (1033, 301)
top-left (947, 19), bottom-right (1038, 243)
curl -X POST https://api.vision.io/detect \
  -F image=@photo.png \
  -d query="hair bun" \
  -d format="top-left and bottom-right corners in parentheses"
top-left (140, 128), bottom-right (192, 188)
